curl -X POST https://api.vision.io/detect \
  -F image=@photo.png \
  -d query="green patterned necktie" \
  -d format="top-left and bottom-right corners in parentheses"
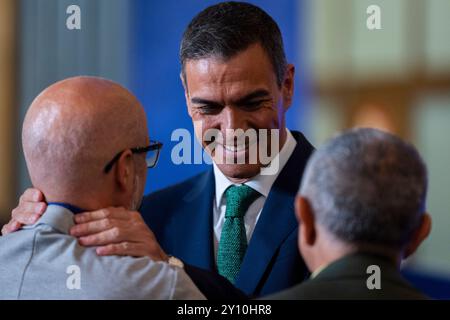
top-left (217, 184), bottom-right (260, 283)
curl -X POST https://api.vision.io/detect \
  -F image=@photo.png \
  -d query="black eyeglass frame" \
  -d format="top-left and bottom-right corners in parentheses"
top-left (103, 141), bottom-right (163, 173)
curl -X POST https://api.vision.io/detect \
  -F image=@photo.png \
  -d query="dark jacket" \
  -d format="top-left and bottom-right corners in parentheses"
top-left (266, 252), bottom-right (428, 300)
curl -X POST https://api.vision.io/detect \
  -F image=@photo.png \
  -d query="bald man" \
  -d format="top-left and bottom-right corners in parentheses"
top-left (0, 76), bottom-right (204, 299)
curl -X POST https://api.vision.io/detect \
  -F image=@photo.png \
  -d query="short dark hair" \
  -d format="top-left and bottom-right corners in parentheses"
top-left (300, 128), bottom-right (428, 250)
top-left (180, 1), bottom-right (287, 87)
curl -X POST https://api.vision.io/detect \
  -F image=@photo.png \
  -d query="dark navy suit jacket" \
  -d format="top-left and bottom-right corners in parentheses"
top-left (140, 131), bottom-right (314, 297)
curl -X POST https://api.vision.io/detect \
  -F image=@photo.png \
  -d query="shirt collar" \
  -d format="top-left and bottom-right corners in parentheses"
top-left (213, 128), bottom-right (297, 207)
top-left (22, 204), bottom-right (77, 234)
top-left (47, 202), bottom-right (85, 214)
top-left (310, 264), bottom-right (328, 279)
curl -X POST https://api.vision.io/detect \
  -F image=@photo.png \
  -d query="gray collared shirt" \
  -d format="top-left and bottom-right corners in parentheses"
top-left (0, 205), bottom-right (205, 300)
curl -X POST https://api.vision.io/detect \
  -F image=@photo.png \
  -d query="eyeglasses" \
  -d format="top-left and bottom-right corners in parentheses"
top-left (103, 140), bottom-right (163, 173)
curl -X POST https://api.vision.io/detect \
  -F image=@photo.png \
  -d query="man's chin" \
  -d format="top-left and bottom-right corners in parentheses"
top-left (215, 163), bottom-right (263, 182)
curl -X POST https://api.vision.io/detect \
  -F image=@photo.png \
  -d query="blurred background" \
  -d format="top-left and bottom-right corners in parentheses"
top-left (0, 0), bottom-right (449, 298)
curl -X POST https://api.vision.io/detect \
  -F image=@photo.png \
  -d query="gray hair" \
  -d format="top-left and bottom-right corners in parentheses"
top-left (300, 128), bottom-right (428, 249)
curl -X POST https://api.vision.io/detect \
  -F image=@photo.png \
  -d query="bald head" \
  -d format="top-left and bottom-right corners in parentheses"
top-left (22, 76), bottom-right (148, 208)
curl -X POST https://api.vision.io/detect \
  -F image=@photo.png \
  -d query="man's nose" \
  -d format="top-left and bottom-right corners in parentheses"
top-left (222, 106), bottom-right (248, 131)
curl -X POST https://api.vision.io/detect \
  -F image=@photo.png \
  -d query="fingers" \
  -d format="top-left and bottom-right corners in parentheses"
top-left (1, 220), bottom-right (22, 236)
top-left (71, 207), bottom-right (168, 261)
top-left (72, 209), bottom-right (146, 244)
top-left (96, 242), bottom-right (168, 261)
top-left (76, 220), bottom-right (152, 246)
top-left (74, 207), bottom-right (135, 224)
top-left (96, 242), bottom-right (144, 257)
top-left (21, 188), bottom-right (45, 202)
top-left (72, 208), bottom-right (144, 238)
top-left (11, 188), bottom-right (47, 226)
top-left (75, 221), bottom-right (167, 260)
top-left (2, 188), bottom-right (45, 235)
top-left (77, 227), bottom-right (128, 247)
top-left (12, 202), bottom-right (46, 225)
top-left (70, 218), bottom-right (117, 237)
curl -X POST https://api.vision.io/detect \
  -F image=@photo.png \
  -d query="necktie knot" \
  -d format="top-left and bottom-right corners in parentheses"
top-left (224, 185), bottom-right (260, 219)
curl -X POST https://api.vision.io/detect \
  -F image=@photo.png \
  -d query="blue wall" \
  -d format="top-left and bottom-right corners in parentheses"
top-left (129, 0), bottom-right (307, 194)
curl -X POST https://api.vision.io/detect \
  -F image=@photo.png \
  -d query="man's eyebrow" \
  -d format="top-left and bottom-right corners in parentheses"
top-left (190, 97), bottom-right (223, 107)
top-left (190, 89), bottom-right (270, 106)
top-left (235, 89), bottom-right (270, 105)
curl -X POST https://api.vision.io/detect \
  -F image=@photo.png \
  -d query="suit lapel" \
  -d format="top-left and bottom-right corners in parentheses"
top-left (175, 169), bottom-right (216, 271)
top-left (235, 131), bottom-right (314, 294)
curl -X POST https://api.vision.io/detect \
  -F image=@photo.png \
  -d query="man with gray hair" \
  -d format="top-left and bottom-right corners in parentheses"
top-left (0, 76), bottom-right (204, 299)
top-left (268, 128), bottom-right (432, 299)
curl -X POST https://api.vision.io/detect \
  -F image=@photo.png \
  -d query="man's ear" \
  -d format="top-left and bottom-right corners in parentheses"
top-left (295, 196), bottom-right (316, 246)
top-left (180, 72), bottom-right (193, 117)
top-left (180, 71), bottom-right (187, 92)
top-left (404, 213), bottom-right (432, 258)
top-left (115, 150), bottom-right (134, 191)
top-left (282, 64), bottom-right (295, 111)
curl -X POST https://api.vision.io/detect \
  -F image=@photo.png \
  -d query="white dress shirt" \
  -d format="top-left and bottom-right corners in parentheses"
top-left (212, 129), bottom-right (297, 259)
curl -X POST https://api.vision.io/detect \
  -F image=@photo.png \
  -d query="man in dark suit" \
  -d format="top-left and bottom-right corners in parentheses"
top-left (3, 2), bottom-right (313, 297)
top-left (140, 130), bottom-right (313, 296)
top-left (267, 128), bottom-right (432, 299)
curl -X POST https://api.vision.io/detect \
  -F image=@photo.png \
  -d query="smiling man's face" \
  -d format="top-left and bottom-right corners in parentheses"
top-left (183, 43), bottom-right (295, 182)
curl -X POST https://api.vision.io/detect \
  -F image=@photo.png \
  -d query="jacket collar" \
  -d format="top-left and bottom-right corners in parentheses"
top-left (235, 131), bottom-right (314, 294)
